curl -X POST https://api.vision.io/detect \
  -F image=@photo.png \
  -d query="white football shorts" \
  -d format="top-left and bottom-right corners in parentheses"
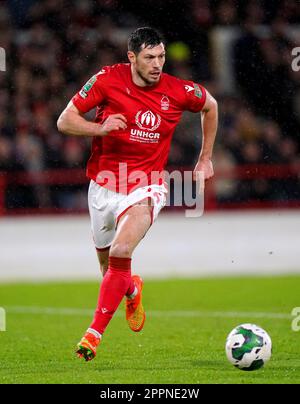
top-left (88, 180), bottom-right (167, 250)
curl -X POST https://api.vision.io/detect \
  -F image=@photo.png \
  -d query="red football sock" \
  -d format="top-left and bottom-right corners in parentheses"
top-left (126, 277), bottom-right (136, 297)
top-left (90, 256), bottom-right (132, 335)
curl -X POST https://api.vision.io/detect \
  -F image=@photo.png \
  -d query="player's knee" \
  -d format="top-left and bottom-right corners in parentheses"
top-left (109, 242), bottom-right (132, 258)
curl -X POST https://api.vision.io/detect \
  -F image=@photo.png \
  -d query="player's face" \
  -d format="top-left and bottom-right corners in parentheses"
top-left (129, 43), bottom-right (166, 86)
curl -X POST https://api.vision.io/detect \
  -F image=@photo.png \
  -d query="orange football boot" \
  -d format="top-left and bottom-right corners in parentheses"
top-left (126, 275), bottom-right (146, 332)
top-left (76, 330), bottom-right (101, 362)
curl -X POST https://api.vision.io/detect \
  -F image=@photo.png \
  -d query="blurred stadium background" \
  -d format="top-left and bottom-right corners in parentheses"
top-left (0, 0), bottom-right (300, 281)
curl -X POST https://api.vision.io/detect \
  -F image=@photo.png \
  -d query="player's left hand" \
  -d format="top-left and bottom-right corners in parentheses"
top-left (193, 158), bottom-right (214, 182)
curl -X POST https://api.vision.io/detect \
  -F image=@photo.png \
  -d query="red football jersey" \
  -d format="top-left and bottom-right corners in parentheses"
top-left (72, 63), bottom-right (207, 194)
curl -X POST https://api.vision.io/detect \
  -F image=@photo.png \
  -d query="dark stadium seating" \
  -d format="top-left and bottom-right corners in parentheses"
top-left (0, 0), bottom-right (299, 213)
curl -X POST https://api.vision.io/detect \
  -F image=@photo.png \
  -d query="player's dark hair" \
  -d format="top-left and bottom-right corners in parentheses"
top-left (128, 27), bottom-right (165, 54)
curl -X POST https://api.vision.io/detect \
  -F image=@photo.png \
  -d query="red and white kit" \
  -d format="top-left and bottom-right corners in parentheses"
top-left (72, 63), bottom-right (207, 249)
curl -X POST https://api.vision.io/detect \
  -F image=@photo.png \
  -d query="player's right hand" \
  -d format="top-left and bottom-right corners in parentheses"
top-left (99, 114), bottom-right (127, 136)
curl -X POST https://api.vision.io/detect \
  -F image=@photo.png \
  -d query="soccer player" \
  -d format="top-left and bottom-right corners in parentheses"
top-left (57, 27), bottom-right (218, 361)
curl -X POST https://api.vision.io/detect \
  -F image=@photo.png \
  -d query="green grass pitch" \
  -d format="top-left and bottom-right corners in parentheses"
top-left (0, 276), bottom-right (300, 384)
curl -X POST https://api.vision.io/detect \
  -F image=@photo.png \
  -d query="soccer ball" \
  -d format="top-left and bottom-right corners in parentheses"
top-left (225, 323), bottom-right (272, 371)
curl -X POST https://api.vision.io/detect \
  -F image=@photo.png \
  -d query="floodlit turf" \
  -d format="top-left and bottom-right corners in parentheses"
top-left (0, 276), bottom-right (300, 384)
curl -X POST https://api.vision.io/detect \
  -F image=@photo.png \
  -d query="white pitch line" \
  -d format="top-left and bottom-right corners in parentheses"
top-left (3, 306), bottom-right (292, 320)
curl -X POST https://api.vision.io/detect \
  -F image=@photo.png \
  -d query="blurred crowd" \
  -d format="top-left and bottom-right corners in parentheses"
top-left (0, 0), bottom-right (299, 210)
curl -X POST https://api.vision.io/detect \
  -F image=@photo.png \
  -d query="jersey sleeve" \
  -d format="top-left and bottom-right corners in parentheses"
top-left (72, 67), bottom-right (110, 113)
top-left (182, 80), bottom-right (207, 113)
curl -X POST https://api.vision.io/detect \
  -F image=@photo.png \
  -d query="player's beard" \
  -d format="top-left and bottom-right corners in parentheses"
top-left (136, 67), bottom-right (160, 86)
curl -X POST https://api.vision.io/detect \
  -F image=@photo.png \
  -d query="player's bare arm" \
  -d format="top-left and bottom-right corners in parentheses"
top-left (57, 101), bottom-right (127, 137)
top-left (193, 90), bottom-right (218, 182)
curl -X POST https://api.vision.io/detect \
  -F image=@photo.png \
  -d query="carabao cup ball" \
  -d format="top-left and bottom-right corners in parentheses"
top-left (225, 323), bottom-right (272, 371)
